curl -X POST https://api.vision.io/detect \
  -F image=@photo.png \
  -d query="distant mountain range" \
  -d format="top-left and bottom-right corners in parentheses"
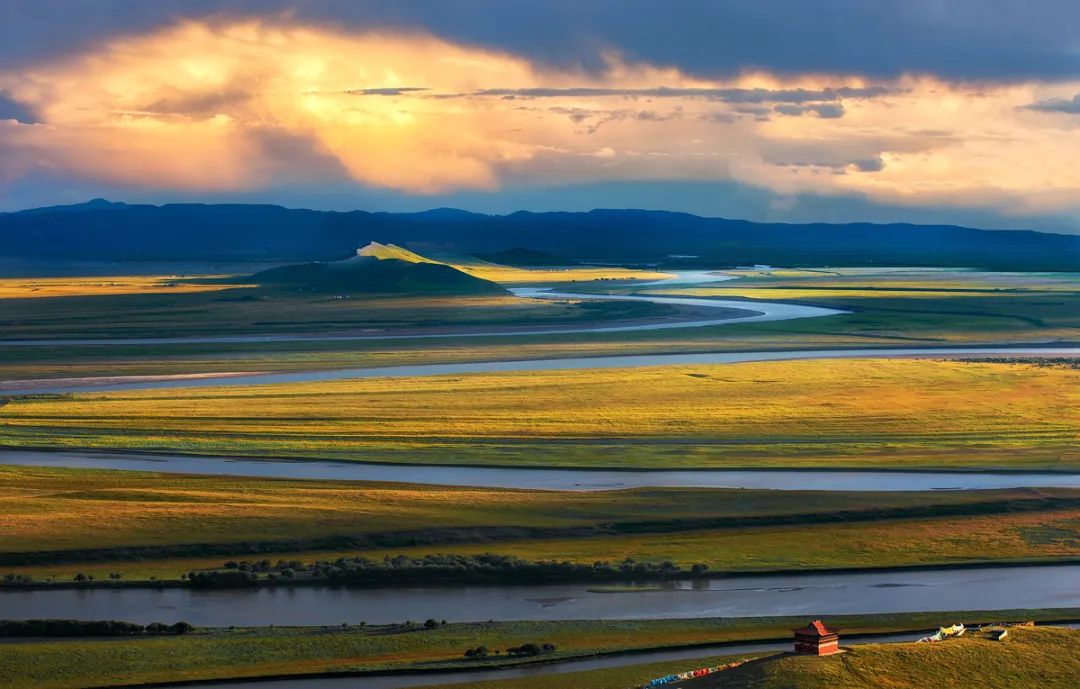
top-left (244, 242), bottom-right (505, 295)
top-left (2, 199), bottom-right (1078, 270)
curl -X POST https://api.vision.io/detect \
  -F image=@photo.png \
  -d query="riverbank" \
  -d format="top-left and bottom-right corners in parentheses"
top-left (4, 611), bottom-right (1076, 689)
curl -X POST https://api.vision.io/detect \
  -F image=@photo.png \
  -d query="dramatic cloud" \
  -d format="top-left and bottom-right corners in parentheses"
top-left (2, 16), bottom-right (1080, 225)
top-left (774, 103), bottom-right (846, 119)
top-left (1023, 93), bottom-right (1080, 114)
top-left (0, 92), bottom-right (37, 124)
top-left (5, 1), bottom-right (1080, 82)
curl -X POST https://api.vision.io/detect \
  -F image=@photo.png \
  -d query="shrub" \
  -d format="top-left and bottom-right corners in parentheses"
top-left (170, 621), bottom-right (194, 635)
top-left (506, 642), bottom-right (557, 657)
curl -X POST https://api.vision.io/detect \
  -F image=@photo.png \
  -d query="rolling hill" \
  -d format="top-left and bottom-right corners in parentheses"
top-left (2, 200), bottom-right (1079, 270)
top-left (682, 626), bottom-right (1079, 689)
top-left (246, 242), bottom-right (506, 295)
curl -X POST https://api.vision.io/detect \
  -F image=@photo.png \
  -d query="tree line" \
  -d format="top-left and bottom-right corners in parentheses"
top-left (0, 619), bottom-right (193, 637)
top-left (185, 553), bottom-right (711, 588)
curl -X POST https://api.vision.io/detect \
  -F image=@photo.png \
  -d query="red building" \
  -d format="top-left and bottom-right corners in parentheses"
top-left (792, 620), bottom-right (840, 655)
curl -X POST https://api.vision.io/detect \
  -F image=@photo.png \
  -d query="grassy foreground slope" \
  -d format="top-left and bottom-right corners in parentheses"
top-left (2, 465), bottom-right (1078, 581)
top-left (430, 626), bottom-right (1080, 689)
top-left (3, 359), bottom-right (1076, 469)
top-left (2, 613), bottom-right (1076, 689)
top-left (702, 626), bottom-right (1080, 689)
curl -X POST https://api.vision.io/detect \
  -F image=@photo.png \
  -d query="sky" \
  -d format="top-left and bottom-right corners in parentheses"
top-left (2, 1), bottom-right (1080, 232)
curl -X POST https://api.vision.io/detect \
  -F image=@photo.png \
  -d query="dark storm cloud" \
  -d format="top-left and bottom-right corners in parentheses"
top-left (348, 87), bottom-right (430, 96)
top-left (3, 1), bottom-right (1080, 81)
top-left (1022, 93), bottom-right (1080, 114)
top-left (458, 86), bottom-right (893, 102)
top-left (774, 103), bottom-right (846, 118)
top-left (0, 92), bottom-right (37, 124)
top-left (851, 157), bottom-right (886, 172)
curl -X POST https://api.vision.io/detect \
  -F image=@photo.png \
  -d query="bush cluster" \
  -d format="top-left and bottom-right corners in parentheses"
top-left (464, 642), bottom-right (557, 658)
top-left (194, 554), bottom-right (709, 588)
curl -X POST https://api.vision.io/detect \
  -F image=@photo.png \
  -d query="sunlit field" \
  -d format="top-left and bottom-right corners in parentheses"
top-left (350, 508), bottom-right (1080, 572)
top-left (448, 259), bottom-right (671, 284)
top-left (0, 275), bottom-right (251, 299)
top-left (4, 464), bottom-right (1076, 582)
top-left (3, 359), bottom-right (1075, 469)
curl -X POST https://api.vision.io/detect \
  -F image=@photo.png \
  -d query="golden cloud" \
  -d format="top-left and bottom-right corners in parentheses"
top-left (2, 19), bottom-right (1080, 216)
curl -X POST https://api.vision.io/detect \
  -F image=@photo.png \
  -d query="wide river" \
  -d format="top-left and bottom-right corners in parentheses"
top-left (3, 564), bottom-right (1077, 627)
top-left (3, 449), bottom-right (1078, 491)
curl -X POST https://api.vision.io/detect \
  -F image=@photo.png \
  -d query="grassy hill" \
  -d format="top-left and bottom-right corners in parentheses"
top-left (248, 242), bottom-right (506, 295)
top-left (689, 626), bottom-right (1079, 689)
top-left (356, 240), bottom-right (439, 263)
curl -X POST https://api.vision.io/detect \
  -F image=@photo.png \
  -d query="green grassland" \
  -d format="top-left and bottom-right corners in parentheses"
top-left (2, 612), bottom-right (1077, 689)
top-left (2, 464), bottom-right (1078, 582)
top-left (3, 359), bottom-right (1076, 470)
top-left (427, 626), bottom-right (1080, 689)
top-left (0, 280), bottom-right (676, 340)
top-left (0, 267), bottom-right (1076, 383)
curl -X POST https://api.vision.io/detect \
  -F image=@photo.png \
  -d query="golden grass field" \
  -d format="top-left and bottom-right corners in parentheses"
top-left (351, 508), bottom-right (1080, 571)
top-left (3, 359), bottom-right (1076, 469)
top-left (0, 264), bottom-right (667, 301)
top-left (12, 463), bottom-right (995, 552)
top-left (458, 264), bottom-right (670, 284)
top-left (0, 276), bottom-right (246, 299)
top-left (2, 464), bottom-right (1077, 581)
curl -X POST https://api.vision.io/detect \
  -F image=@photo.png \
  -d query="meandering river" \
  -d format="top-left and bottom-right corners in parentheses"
top-left (2, 450), bottom-right (1077, 491)
top-left (4, 345), bottom-right (1077, 395)
top-left (0, 271), bottom-right (841, 347)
